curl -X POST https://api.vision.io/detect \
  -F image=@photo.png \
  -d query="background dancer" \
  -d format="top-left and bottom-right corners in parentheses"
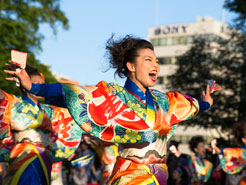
top-left (211, 122), bottom-right (246, 185)
top-left (0, 65), bottom-right (83, 185)
top-left (167, 140), bottom-right (191, 185)
top-left (188, 136), bottom-right (213, 185)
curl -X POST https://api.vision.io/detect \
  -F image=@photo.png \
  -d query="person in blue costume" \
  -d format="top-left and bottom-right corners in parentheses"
top-left (4, 35), bottom-right (218, 184)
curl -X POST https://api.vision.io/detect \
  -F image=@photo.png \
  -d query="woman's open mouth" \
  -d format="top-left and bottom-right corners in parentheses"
top-left (149, 71), bottom-right (157, 82)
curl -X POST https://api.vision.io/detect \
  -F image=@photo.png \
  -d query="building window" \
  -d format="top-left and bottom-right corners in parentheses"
top-left (187, 36), bottom-right (194, 43)
top-left (150, 38), bottom-right (160, 46)
top-left (178, 36), bottom-right (187, 45)
top-left (166, 37), bottom-right (173, 45)
top-left (158, 57), bottom-right (172, 64)
top-left (150, 34), bottom-right (221, 47)
top-left (172, 37), bottom-right (179, 45)
top-left (171, 57), bottom-right (177, 64)
top-left (160, 38), bottom-right (167, 46)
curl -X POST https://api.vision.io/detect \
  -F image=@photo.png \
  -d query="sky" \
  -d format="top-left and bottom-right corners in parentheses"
top-left (38, 0), bottom-right (236, 86)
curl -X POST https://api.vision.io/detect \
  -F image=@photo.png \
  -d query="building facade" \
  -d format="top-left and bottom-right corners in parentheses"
top-left (148, 16), bottom-right (228, 91)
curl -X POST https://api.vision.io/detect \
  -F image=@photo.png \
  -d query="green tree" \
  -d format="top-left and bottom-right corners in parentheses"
top-left (224, 0), bottom-right (246, 121)
top-left (224, 0), bottom-right (246, 29)
top-left (0, 0), bottom-right (69, 95)
top-left (167, 34), bottom-right (244, 135)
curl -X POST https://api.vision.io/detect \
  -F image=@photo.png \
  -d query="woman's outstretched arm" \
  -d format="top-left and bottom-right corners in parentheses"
top-left (4, 66), bottom-right (65, 106)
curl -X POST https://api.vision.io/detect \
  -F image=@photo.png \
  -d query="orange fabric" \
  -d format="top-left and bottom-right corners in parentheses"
top-left (10, 143), bottom-right (45, 159)
top-left (9, 143), bottom-right (27, 158)
top-left (240, 178), bottom-right (246, 185)
top-left (224, 148), bottom-right (243, 159)
top-left (9, 144), bottom-right (37, 171)
top-left (166, 92), bottom-right (198, 124)
top-left (154, 108), bottom-right (172, 135)
top-left (125, 174), bottom-right (153, 185)
top-left (96, 81), bottom-right (111, 93)
top-left (0, 90), bottom-right (15, 131)
top-left (109, 157), bottom-right (139, 183)
top-left (39, 72), bottom-right (45, 82)
top-left (109, 157), bottom-right (164, 184)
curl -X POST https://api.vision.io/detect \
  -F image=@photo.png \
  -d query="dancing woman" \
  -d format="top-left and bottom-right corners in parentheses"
top-left (5, 35), bottom-right (216, 184)
top-left (1, 66), bottom-right (83, 185)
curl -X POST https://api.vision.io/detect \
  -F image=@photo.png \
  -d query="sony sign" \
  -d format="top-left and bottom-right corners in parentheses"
top-left (154, 25), bottom-right (188, 35)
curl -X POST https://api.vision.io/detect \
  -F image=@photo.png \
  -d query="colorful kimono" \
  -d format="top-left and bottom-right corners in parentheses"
top-left (219, 147), bottom-right (246, 185)
top-left (188, 155), bottom-right (213, 185)
top-left (219, 147), bottom-right (246, 174)
top-left (28, 78), bottom-right (210, 185)
top-left (51, 161), bottom-right (62, 181)
top-left (0, 90), bottom-right (83, 185)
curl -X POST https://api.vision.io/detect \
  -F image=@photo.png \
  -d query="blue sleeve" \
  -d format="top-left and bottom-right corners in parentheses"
top-left (198, 100), bottom-right (210, 112)
top-left (28, 83), bottom-right (66, 107)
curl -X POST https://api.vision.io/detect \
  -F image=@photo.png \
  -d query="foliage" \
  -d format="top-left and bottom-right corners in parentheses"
top-left (167, 0), bottom-right (246, 133)
top-left (0, 0), bottom-right (69, 95)
top-left (224, 0), bottom-right (246, 121)
top-left (224, 0), bottom-right (246, 30)
top-left (167, 33), bottom-right (244, 132)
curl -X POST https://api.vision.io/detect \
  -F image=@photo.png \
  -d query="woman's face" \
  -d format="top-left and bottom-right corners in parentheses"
top-left (127, 48), bottom-right (160, 93)
top-left (28, 75), bottom-right (44, 101)
top-left (194, 142), bottom-right (206, 157)
top-left (172, 169), bottom-right (181, 180)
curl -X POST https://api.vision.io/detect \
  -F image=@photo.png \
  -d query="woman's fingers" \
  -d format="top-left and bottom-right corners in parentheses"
top-left (206, 85), bottom-right (210, 94)
top-left (5, 77), bottom-right (18, 81)
top-left (202, 90), bottom-right (205, 97)
top-left (3, 69), bottom-right (16, 75)
top-left (4, 69), bottom-right (21, 83)
top-left (5, 63), bottom-right (18, 70)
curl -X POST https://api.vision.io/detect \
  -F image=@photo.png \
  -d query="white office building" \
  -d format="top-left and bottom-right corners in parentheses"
top-left (148, 16), bottom-right (228, 91)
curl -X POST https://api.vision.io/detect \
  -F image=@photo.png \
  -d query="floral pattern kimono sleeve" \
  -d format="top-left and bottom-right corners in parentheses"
top-left (219, 147), bottom-right (246, 174)
top-left (62, 82), bottom-right (158, 144)
top-left (45, 105), bottom-right (85, 162)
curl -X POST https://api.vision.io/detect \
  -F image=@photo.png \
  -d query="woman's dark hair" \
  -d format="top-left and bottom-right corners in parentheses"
top-left (189, 136), bottom-right (204, 153)
top-left (25, 65), bottom-right (42, 77)
top-left (232, 122), bottom-right (246, 146)
top-left (168, 140), bottom-right (180, 149)
top-left (20, 65), bottom-right (42, 94)
top-left (167, 161), bottom-right (191, 185)
top-left (105, 34), bottom-right (154, 78)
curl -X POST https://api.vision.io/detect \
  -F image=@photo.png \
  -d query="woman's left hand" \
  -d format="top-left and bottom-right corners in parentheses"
top-left (201, 85), bottom-right (213, 107)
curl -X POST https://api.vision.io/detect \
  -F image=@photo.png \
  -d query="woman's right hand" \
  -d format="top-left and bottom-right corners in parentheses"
top-left (4, 63), bottom-right (32, 91)
top-left (208, 138), bottom-right (221, 154)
